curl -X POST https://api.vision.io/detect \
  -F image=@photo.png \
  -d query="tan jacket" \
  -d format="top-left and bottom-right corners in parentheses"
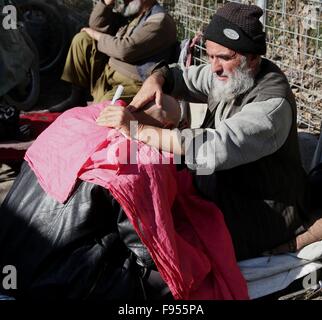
top-left (89, 0), bottom-right (177, 81)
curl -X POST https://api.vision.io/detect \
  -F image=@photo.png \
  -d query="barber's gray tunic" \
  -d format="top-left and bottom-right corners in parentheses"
top-left (169, 58), bottom-right (309, 260)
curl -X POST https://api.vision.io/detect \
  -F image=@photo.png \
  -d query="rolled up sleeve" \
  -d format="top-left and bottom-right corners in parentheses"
top-left (97, 13), bottom-right (176, 62)
top-left (185, 97), bottom-right (293, 171)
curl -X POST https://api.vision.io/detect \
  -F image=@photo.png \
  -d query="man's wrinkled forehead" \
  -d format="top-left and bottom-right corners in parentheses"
top-left (205, 40), bottom-right (236, 56)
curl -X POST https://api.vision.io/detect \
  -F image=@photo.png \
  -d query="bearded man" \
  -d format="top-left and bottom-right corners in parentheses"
top-left (49, 0), bottom-right (177, 112)
top-left (98, 2), bottom-right (312, 260)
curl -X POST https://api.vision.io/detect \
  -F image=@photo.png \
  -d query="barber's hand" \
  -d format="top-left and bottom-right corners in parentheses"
top-left (96, 105), bottom-right (136, 137)
top-left (128, 73), bottom-right (165, 112)
top-left (81, 27), bottom-right (102, 41)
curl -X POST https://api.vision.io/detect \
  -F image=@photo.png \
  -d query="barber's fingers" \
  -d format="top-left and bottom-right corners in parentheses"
top-left (101, 105), bottom-right (124, 112)
top-left (129, 87), bottom-right (153, 109)
top-left (96, 114), bottom-right (120, 127)
top-left (129, 95), bottom-right (150, 111)
top-left (97, 106), bottom-right (121, 123)
top-left (97, 109), bottom-right (120, 119)
top-left (98, 105), bottom-right (124, 117)
top-left (128, 90), bottom-right (163, 113)
top-left (155, 89), bottom-right (163, 108)
top-left (96, 105), bottom-right (134, 127)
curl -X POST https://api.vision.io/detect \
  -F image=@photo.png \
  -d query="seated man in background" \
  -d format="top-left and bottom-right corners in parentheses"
top-left (49, 0), bottom-right (177, 112)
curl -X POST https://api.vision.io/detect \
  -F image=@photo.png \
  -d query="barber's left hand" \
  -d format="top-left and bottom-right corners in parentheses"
top-left (96, 105), bottom-right (136, 137)
top-left (81, 27), bottom-right (102, 41)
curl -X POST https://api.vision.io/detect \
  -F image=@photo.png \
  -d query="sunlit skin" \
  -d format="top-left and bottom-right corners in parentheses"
top-left (96, 40), bottom-right (261, 155)
top-left (206, 40), bottom-right (259, 80)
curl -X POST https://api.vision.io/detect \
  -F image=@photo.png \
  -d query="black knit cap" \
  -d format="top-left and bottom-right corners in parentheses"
top-left (204, 2), bottom-right (266, 55)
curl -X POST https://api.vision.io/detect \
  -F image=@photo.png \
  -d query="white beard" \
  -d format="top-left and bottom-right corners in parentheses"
top-left (211, 57), bottom-right (255, 104)
top-left (121, 0), bottom-right (142, 17)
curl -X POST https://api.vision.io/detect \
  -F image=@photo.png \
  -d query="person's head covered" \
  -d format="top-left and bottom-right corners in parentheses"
top-left (203, 3), bottom-right (266, 103)
top-left (204, 2), bottom-right (266, 55)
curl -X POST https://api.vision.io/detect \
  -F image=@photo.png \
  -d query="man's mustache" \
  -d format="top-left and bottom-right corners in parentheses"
top-left (214, 72), bottom-right (230, 79)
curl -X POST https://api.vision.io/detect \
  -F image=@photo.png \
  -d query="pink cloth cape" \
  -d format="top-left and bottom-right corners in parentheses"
top-left (25, 102), bottom-right (249, 300)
